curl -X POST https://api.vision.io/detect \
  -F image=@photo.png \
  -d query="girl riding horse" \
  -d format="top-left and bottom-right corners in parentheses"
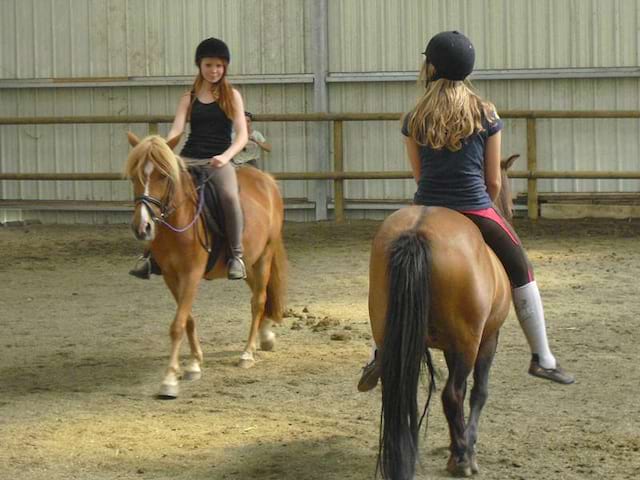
top-left (358, 31), bottom-right (574, 390)
top-left (130, 37), bottom-right (249, 280)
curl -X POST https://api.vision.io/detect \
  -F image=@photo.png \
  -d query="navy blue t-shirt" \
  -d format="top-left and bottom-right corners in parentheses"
top-left (402, 112), bottom-right (503, 211)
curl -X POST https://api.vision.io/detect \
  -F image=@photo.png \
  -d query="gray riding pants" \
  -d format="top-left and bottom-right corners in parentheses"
top-left (184, 158), bottom-right (244, 258)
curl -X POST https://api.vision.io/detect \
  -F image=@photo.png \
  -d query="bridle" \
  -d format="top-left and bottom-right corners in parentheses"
top-left (134, 176), bottom-right (206, 234)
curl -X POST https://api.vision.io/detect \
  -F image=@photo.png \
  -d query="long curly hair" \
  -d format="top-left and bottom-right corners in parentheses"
top-left (405, 62), bottom-right (499, 151)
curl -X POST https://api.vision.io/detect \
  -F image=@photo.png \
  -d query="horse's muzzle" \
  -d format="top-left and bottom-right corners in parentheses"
top-left (131, 216), bottom-right (155, 241)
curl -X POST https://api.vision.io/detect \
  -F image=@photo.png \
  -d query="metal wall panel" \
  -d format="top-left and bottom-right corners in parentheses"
top-left (480, 78), bottom-right (640, 194)
top-left (0, 83), bottom-right (314, 223)
top-left (329, 78), bottom-right (640, 205)
top-left (329, 0), bottom-right (640, 72)
top-left (0, 0), bottom-right (307, 79)
top-left (1, 0), bottom-right (639, 223)
top-left (0, 0), bottom-right (312, 222)
top-left (329, 82), bottom-right (417, 203)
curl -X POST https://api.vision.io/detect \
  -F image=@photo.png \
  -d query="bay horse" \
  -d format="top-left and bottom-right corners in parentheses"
top-left (370, 155), bottom-right (519, 479)
top-left (124, 133), bottom-right (287, 398)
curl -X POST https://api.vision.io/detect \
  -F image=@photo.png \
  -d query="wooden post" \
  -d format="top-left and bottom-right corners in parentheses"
top-left (333, 120), bottom-right (345, 223)
top-left (148, 122), bottom-right (159, 135)
top-left (526, 118), bottom-right (539, 220)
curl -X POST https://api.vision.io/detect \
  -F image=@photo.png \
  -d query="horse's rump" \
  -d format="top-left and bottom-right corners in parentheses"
top-left (237, 166), bottom-right (283, 220)
top-left (370, 206), bottom-right (510, 351)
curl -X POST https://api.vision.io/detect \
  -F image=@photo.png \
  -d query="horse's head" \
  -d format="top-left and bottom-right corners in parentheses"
top-left (123, 133), bottom-right (183, 241)
top-left (496, 154), bottom-right (519, 224)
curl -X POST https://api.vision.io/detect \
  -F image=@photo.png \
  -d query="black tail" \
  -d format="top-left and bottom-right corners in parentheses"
top-left (378, 231), bottom-right (435, 480)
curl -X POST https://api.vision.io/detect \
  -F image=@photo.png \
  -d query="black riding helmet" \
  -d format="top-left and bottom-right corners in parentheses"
top-left (194, 37), bottom-right (230, 65)
top-left (423, 31), bottom-right (475, 81)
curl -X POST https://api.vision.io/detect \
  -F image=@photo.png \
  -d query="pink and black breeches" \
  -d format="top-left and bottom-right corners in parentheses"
top-left (461, 207), bottom-right (534, 288)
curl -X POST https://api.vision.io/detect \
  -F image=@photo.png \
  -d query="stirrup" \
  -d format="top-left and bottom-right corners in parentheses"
top-left (227, 256), bottom-right (247, 280)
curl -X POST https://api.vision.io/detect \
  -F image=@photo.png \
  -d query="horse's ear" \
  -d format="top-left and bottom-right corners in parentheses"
top-left (166, 134), bottom-right (182, 151)
top-left (501, 154), bottom-right (520, 170)
top-left (127, 132), bottom-right (141, 147)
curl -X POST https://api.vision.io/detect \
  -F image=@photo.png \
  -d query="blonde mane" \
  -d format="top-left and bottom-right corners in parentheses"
top-left (123, 135), bottom-right (185, 186)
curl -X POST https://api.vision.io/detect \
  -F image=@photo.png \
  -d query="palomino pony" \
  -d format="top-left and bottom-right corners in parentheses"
top-left (124, 133), bottom-right (287, 398)
top-left (370, 155), bottom-right (519, 479)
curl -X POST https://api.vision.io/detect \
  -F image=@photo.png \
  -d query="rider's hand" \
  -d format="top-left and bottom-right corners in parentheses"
top-left (210, 154), bottom-right (230, 168)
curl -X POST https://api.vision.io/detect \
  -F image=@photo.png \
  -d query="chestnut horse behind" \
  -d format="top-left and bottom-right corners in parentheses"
top-left (370, 155), bottom-right (519, 479)
top-left (124, 133), bottom-right (287, 398)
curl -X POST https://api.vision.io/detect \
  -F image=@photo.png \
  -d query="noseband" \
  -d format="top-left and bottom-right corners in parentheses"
top-left (135, 193), bottom-right (169, 220)
top-left (134, 180), bottom-right (206, 234)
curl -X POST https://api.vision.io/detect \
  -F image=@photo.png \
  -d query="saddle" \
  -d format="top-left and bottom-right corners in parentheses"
top-left (188, 166), bottom-right (228, 274)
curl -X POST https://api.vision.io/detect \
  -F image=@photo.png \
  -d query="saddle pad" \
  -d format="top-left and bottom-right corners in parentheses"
top-left (188, 166), bottom-right (226, 274)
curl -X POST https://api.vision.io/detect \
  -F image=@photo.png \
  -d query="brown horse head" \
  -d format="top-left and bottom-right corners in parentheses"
top-left (496, 154), bottom-right (519, 224)
top-left (123, 133), bottom-right (185, 241)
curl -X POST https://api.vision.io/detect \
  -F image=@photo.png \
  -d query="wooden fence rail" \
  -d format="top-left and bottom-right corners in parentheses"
top-left (1, 111), bottom-right (640, 220)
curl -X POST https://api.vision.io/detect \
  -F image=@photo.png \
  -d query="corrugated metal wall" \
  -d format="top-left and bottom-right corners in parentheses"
top-left (1, 0), bottom-right (639, 223)
top-left (328, 0), bottom-right (640, 208)
top-left (0, 84), bottom-right (314, 223)
top-left (329, 0), bottom-right (640, 70)
top-left (0, 0), bottom-right (315, 222)
top-left (1, 0), bottom-right (308, 78)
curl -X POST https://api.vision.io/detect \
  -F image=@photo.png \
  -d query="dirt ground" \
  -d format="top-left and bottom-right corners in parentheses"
top-left (0, 218), bottom-right (639, 480)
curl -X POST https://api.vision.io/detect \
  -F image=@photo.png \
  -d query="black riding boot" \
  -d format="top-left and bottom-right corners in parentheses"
top-left (129, 251), bottom-right (162, 279)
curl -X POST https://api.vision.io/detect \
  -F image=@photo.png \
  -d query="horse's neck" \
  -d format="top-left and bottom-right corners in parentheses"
top-left (495, 171), bottom-right (513, 224)
top-left (167, 173), bottom-right (197, 229)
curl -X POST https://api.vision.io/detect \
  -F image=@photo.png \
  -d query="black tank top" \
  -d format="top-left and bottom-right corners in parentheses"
top-left (180, 98), bottom-right (232, 159)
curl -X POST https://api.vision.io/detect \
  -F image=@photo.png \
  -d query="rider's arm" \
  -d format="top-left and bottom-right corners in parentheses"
top-left (167, 92), bottom-right (192, 141)
top-left (252, 132), bottom-right (272, 152)
top-left (404, 135), bottom-right (422, 184)
top-left (212, 89), bottom-right (248, 166)
top-left (484, 131), bottom-right (502, 202)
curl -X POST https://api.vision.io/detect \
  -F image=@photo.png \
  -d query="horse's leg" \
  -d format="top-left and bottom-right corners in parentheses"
top-left (259, 318), bottom-right (275, 351)
top-left (163, 275), bottom-right (203, 382)
top-left (442, 350), bottom-right (474, 477)
top-left (239, 249), bottom-right (273, 368)
top-left (183, 314), bottom-right (204, 380)
top-left (159, 272), bottom-right (200, 398)
top-left (258, 246), bottom-right (277, 352)
top-left (466, 333), bottom-right (499, 475)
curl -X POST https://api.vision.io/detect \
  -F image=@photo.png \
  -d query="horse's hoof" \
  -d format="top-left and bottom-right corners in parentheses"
top-left (238, 358), bottom-right (255, 369)
top-left (447, 456), bottom-right (472, 478)
top-left (157, 382), bottom-right (179, 399)
top-left (183, 370), bottom-right (202, 381)
top-left (238, 351), bottom-right (255, 368)
top-left (260, 332), bottom-right (276, 351)
top-left (469, 452), bottom-right (479, 474)
top-left (447, 465), bottom-right (472, 478)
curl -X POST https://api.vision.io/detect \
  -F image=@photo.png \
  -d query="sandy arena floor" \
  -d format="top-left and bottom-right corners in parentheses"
top-left (0, 218), bottom-right (639, 480)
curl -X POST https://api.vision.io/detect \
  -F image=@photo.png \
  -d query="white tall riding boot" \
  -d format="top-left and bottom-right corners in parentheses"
top-left (512, 281), bottom-right (575, 384)
top-left (512, 281), bottom-right (556, 368)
